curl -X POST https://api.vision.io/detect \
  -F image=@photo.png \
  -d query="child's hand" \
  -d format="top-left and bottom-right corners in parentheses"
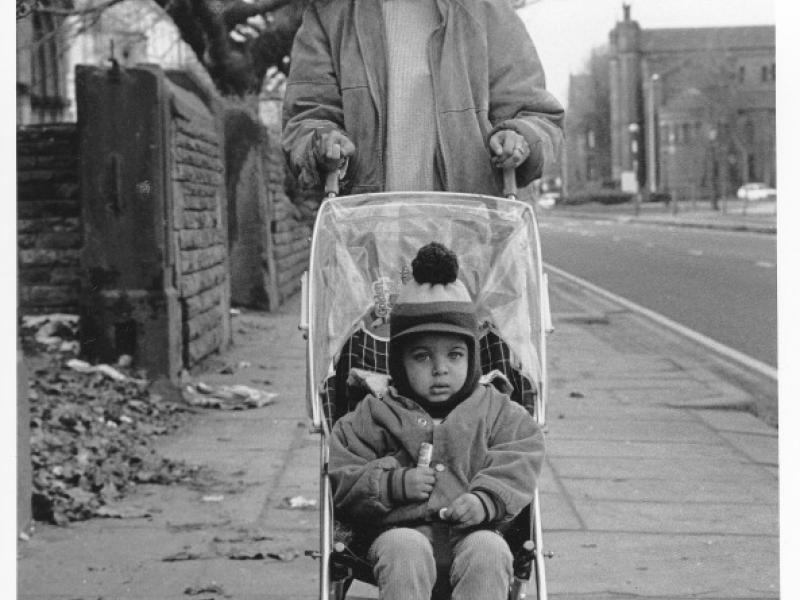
top-left (440, 493), bottom-right (486, 529)
top-left (489, 129), bottom-right (530, 170)
top-left (405, 467), bottom-right (436, 501)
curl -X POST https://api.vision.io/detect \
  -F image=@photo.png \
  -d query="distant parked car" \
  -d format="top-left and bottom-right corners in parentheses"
top-left (537, 192), bottom-right (560, 209)
top-left (737, 182), bottom-right (777, 202)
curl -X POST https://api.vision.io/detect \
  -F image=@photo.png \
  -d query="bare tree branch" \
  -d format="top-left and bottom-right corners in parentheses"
top-left (27, 0), bottom-right (125, 16)
top-left (148, 0), bottom-right (305, 95)
top-left (21, 0), bottom-right (305, 97)
top-left (221, 0), bottom-right (294, 29)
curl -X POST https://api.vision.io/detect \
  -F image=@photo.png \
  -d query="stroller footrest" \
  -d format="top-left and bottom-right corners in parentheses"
top-left (332, 543), bottom-right (376, 584)
top-left (512, 540), bottom-right (536, 581)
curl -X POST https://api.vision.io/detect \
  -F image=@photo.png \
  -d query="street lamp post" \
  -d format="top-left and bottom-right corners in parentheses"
top-left (707, 126), bottom-right (718, 211)
top-left (629, 122), bottom-right (641, 216)
top-left (667, 130), bottom-right (678, 215)
top-left (648, 74), bottom-right (659, 197)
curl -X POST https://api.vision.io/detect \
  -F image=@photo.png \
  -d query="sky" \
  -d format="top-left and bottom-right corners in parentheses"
top-left (518, 0), bottom-right (777, 107)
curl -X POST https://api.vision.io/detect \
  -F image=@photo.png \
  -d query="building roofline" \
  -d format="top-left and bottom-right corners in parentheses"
top-left (640, 25), bottom-right (775, 53)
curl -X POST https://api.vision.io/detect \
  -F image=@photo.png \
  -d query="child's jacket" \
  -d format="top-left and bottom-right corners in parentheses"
top-left (329, 383), bottom-right (544, 530)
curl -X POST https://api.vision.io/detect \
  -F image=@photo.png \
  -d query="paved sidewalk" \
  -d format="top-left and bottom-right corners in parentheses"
top-left (550, 198), bottom-right (777, 234)
top-left (17, 276), bottom-right (779, 599)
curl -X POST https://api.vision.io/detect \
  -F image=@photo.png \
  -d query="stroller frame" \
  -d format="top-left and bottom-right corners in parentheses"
top-left (300, 179), bottom-right (553, 600)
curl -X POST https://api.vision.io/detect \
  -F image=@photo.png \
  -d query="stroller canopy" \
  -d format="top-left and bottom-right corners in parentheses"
top-left (308, 192), bottom-right (545, 402)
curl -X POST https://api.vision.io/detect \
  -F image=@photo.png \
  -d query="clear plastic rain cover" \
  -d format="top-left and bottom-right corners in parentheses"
top-left (309, 192), bottom-right (543, 398)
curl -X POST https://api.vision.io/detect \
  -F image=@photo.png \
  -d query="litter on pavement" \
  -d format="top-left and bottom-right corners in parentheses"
top-left (66, 358), bottom-right (148, 384)
top-left (281, 495), bottom-right (317, 510)
top-left (182, 382), bottom-right (277, 410)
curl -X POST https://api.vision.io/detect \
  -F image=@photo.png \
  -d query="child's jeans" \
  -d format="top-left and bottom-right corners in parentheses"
top-left (367, 525), bottom-right (512, 600)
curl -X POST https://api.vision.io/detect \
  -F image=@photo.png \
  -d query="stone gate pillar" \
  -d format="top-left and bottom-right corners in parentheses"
top-left (75, 64), bottom-right (230, 381)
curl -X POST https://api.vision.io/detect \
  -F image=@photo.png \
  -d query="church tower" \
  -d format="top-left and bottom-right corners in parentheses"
top-left (609, 4), bottom-right (643, 189)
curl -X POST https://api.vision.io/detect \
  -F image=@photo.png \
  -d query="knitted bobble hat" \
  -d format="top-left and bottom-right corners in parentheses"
top-left (389, 242), bottom-right (481, 413)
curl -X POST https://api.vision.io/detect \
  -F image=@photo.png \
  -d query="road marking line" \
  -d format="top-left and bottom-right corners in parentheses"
top-left (544, 263), bottom-right (778, 382)
top-left (756, 261), bottom-right (775, 268)
top-left (688, 249), bottom-right (703, 256)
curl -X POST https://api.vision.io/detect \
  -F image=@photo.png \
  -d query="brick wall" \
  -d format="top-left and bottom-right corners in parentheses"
top-left (170, 83), bottom-right (230, 368)
top-left (17, 67), bottom-right (308, 379)
top-left (17, 124), bottom-right (81, 314)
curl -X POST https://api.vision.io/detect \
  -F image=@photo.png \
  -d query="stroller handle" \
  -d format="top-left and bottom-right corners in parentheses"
top-left (324, 160), bottom-right (517, 199)
top-left (503, 168), bottom-right (518, 200)
top-left (324, 144), bottom-right (342, 198)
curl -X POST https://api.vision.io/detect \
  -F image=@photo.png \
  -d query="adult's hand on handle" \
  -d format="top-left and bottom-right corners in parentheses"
top-left (315, 130), bottom-right (356, 173)
top-left (489, 130), bottom-right (530, 170)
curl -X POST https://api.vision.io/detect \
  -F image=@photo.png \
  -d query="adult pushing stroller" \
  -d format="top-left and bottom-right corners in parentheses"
top-left (299, 173), bottom-right (553, 599)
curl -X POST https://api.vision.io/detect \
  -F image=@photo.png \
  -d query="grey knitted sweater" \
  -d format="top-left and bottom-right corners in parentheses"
top-left (381, 0), bottom-right (442, 191)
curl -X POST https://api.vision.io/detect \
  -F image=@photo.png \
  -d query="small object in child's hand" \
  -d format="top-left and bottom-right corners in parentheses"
top-left (439, 507), bottom-right (450, 521)
top-left (417, 443), bottom-right (433, 468)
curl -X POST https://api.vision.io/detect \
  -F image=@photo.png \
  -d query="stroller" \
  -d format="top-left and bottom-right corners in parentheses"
top-left (299, 171), bottom-right (553, 600)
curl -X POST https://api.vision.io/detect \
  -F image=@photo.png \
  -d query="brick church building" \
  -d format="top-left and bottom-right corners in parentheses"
top-left (568, 4), bottom-right (775, 200)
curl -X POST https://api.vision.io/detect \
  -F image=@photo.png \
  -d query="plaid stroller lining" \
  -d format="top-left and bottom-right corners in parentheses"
top-left (322, 326), bottom-right (536, 429)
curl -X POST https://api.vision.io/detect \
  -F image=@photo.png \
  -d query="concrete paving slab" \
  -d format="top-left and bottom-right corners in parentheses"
top-left (145, 534), bottom-right (320, 598)
top-left (716, 431), bottom-right (779, 466)
top-left (547, 439), bottom-right (737, 460)
top-left (545, 531), bottom-right (779, 599)
top-left (18, 525), bottom-right (202, 596)
top-left (540, 490), bottom-right (584, 531)
top-left (547, 403), bottom-right (698, 422)
top-left (572, 498), bottom-right (778, 535)
top-left (693, 409), bottom-right (779, 435)
top-left (550, 455), bottom-right (776, 484)
top-left (561, 476), bottom-right (779, 505)
top-left (537, 461), bottom-right (562, 494)
top-left (545, 418), bottom-right (722, 443)
top-left (667, 395), bottom-right (756, 411)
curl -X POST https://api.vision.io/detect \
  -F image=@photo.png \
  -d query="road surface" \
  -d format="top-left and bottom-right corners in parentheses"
top-left (539, 215), bottom-right (777, 367)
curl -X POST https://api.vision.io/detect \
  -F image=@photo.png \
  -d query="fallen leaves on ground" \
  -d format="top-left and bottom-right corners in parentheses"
top-left (184, 582), bottom-right (230, 596)
top-left (163, 535), bottom-right (299, 563)
top-left (28, 356), bottom-right (198, 525)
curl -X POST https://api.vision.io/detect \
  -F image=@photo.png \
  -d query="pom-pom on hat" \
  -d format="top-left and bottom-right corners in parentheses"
top-left (389, 242), bottom-right (478, 342)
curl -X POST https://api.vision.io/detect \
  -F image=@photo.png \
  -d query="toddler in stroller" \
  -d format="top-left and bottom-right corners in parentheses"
top-left (328, 242), bottom-right (545, 600)
top-left (300, 189), bottom-right (552, 600)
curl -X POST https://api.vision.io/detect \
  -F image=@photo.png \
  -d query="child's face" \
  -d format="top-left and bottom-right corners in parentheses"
top-left (401, 333), bottom-right (469, 403)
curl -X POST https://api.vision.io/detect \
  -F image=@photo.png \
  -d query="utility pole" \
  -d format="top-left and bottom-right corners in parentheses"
top-left (647, 73), bottom-right (659, 198)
